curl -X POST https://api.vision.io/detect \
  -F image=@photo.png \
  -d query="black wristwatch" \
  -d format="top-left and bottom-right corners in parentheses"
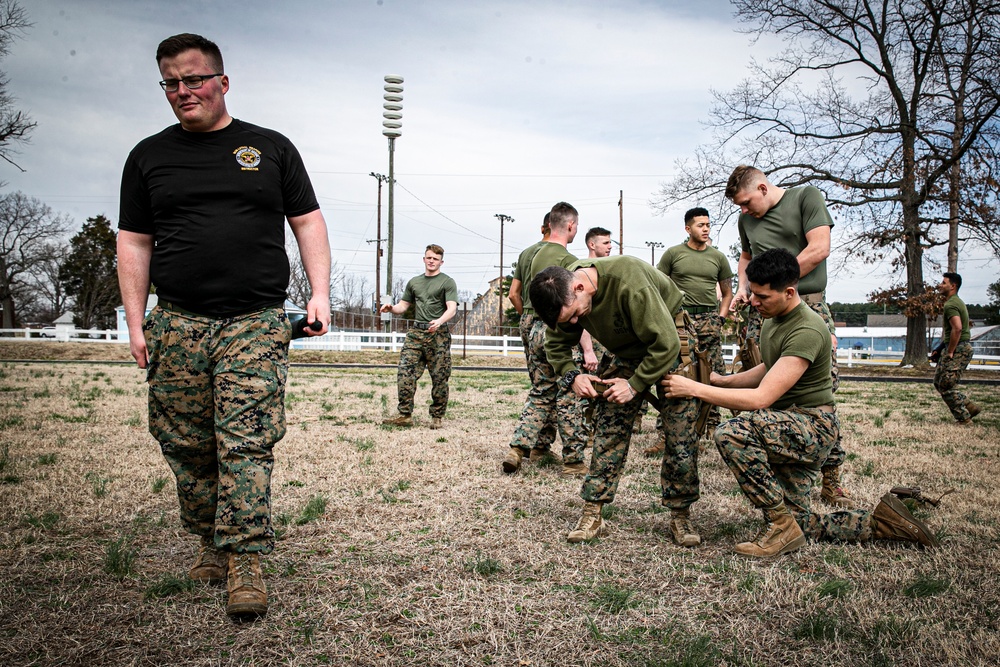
top-left (560, 369), bottom-right (581, 390)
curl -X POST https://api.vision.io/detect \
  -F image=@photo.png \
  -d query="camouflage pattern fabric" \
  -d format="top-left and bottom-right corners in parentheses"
top-left (688, 311), bottom-right (726, 430)
top-left (582, 356), bottom-right (701, 508)
top-left (715, 408), bottom-right (874, 542)
top-left (144, 305), bottom-right (290, 555)
top-left (933, 341), bottom-right (974, 421)
top-left (518, 312), bottom-right (556, 452)
top-left (396, 328), bottom-right (453, 418)
top-left (509, 318), bottom-right (588, 464)
top-left (742, 299), bottom-right (844, 468)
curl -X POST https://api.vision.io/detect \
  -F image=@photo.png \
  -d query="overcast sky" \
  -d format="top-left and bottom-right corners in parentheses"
top-left (4, 0), bottom-right (995, 306)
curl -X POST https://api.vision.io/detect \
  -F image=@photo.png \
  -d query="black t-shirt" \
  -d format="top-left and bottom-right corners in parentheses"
top-left (119, 119), bottom-right (320, 317)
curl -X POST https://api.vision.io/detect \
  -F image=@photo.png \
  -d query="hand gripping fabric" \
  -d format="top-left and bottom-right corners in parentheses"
top-left (731, 307), bottom-right (762, 374)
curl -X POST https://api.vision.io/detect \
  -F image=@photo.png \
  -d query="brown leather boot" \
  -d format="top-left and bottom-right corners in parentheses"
top-left (820, 465), bottom-right (854, 508)
top-left (502, 447), bottom-right (525, 474)
top-left (668, 508), bottom-right (701, 547)
top-left (734, 504), bottom-right (806, 558)
top-left (871, 493), bottom-right (939, 548)
top-left (226, 553), bottom-right (268, 618)
top-left (188, 536), bottom-right (227, 584)
top-left (382, 413), bottom-right (413, 427)
top-left (567, 502), bottom-right (607, 543)
top-left (561, 461), bottom-right (587, 477)
top-left (966, 401), bottom-right (981, 420)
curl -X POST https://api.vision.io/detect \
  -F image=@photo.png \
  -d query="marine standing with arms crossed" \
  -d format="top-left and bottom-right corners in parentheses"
top-left (381, 244), bottom-right (459, 429)
top-left (118, 33), bottom-right (331, 619)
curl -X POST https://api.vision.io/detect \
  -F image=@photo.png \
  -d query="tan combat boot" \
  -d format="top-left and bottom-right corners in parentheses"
top-left (382, 413), bottom-right (413, 427)
top-left (965, 401), bottom-right (981, 420)
top-left (561, 461), bottom-right (587, 477)
top-left (226, 553), bottom-right (268, 618)
top-left (529, 447), bottom-right (553, 463)
top-left (668, 508), bottom-right (701, 547)
top-left (871, 493), bottom-right (939, 548)
top-left (734, 504), bottom-right (806, 558)
top-left (820, 465), bottom-right (854, 508)
top-left (502, 447), bottom-right (525, 474)
top-left (567, 502), bottom-right (608, 543)
top-left (429, 417), bottom-right (443, 430)
top-left (188, 536), bottom-right (227, 584)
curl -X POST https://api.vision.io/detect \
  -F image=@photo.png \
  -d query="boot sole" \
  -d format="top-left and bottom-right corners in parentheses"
top-left (734, 533), bottom-right (806, 558)
top-left (226, 601), bottom-right (268, 619)
top-left (567, 523), bottom-right (609, 543)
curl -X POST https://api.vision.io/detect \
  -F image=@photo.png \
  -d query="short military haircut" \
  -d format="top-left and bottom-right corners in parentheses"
top-left (530, 266), bottom-right (576, 329)
top-left (548, 202), bottom-right (579, 231)
top-left (426, 244), bottom-right (445, 257)
top-left (725, 165), bottom-right (766, 201)
top-left (541, 212), bottom-right (551, 235)
top-left (745, 248), bottom-right (800, 291)
top-left (156, 33), bottom-right (224, 72)
top-left (684, 207), bottom-right (710, 224)
top-left (585, 227), bottom-right (612, 244)
top-left (943, 272), bottom-right (962, 290)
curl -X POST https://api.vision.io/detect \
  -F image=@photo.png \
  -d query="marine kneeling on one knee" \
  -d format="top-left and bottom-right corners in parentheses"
top-left (661, 248), bottom-right (942, 558)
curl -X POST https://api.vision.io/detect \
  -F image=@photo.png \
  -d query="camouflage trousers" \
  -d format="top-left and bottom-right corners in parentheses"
top-left (509, 318), bottom-right (588, 464)
top-left (933, 341), bottom-right (974, 421)
top-left (144, 305), bottom-right (290, 555)
top-left (689, 311), bottom-right (726, 431)
top-left (519, 312), bottom-right (556, 451)
top-left (397, 327), bottom-right (452, 418)
top-left (715, 408), bottom-right (875, 542)
top-left (582, 355), bottom-right (701, 508)
top-left (744, 297), bottom-right (845, 468)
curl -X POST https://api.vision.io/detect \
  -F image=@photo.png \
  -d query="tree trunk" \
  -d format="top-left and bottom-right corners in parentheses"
top-left (901, 204), bottom-right (928, 366)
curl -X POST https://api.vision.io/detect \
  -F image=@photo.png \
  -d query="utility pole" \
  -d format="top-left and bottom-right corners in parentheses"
top-left (494, 213), bottom-right (514, 328)
top-left (618, 190), bottom-right (624, 255)
top-left (645, 240), bottom-right (663, 265)
top-left (382, 75), bottom-right (404, 304)
top-left (367, 172), bottom-right (388, 329)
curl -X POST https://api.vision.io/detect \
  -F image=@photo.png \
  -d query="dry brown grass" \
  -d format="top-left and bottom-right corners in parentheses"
top-left (1, 350), bottom-right (998, 666)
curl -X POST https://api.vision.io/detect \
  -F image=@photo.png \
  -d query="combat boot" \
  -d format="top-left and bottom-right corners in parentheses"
top-left (226, 553), bottom-right (267, 618)
top-left (502, 447), bottom-right (525, 474)
top-left (667, 508), bottom-right (701, 547)
top-left (642, 439), bottom-right (664, 458)
top-left (568, 502), bottom-right (608, 543)
top-left (188, 536), bottom-right (227, 584)
top-left (966, 401), bottom-right (981, 420)
top-left (820, 465), bottom-right (854, 508)
top-left (734, 504), bottom-right (806, 558)
top-left (529, 447), bottom-right (553, 463)
top-left (871, 493), bottom-right (938, 548)
top-left (382, 413), bottom-right (413, 427)
top-left (561, 461), bottom-right (587, 477)
top-left (429, 417), bottom-right (443, 430)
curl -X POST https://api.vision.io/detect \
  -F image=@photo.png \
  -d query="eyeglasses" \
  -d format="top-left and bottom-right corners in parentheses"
top-left (159, 73), bottom-right (223, 92)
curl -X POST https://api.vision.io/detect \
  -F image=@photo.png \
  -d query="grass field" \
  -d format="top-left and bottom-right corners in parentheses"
top-left (1, 349), bottom-right (998, 666)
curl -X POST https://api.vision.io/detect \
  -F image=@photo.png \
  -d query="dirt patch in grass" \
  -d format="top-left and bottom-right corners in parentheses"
top-left (1, 360), bottom-right (998, 666)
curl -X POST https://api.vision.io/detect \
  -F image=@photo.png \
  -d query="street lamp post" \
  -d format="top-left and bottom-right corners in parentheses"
top-left (494, 213), bottom-right (514, 328)
top-left (645, 240), bottom-right (664, 265)
top-left (382, 75), bottom-right (403, 305)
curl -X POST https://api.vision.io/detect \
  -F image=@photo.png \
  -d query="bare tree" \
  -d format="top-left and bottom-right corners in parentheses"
top-left (18, 241), bottom-right (70, 323)
top-left (0, 0), bottom-right (34, 172)
top-left (0, 192), bottom-right (70, 327)
top-left (652, 0), bottom-right (1000, 365)
top-left (285, 240), bottom-right (341, 309)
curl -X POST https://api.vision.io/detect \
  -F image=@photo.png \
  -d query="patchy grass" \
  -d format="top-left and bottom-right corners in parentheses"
top-left (0, 357), bottom-right (997, 666)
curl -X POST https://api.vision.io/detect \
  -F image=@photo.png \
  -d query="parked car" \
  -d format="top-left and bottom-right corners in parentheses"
top-left (39, 327), bottom-right (56, 338)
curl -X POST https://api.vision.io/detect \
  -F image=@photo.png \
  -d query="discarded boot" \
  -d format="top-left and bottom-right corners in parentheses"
top-left (734, 504), bottom-right (806, 558)
top-left (820, 465), bottom-right (854, 508)
top-left (188, 537), bottom-right (227, 584)
top-left (567, 502), bottom-right (607, 543)
top-left (668, 509), bottom-right (701, 547)
top-left (502, 447), bottom-right (525, 474)
top-left (561, 461), bottom-right (587, 477)
top-left (871, 493), bottom-right (938, 548)
top-left (382, 414), bottom-right (413, 427)
top-left (226, 553), bottom-right (267, 618)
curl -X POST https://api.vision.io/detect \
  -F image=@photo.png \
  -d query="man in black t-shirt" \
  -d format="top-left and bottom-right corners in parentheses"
top-left (117, 33), bottom-right (331, 620)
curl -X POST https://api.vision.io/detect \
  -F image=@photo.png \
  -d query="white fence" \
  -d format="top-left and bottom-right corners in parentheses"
top-left (4, 328), bottom-right (999, 369)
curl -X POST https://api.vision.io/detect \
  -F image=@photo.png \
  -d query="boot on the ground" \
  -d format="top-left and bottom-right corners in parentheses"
top-left (382, 413), bottom-right (413, 427)
top-left (188, 536), bottom-right (227, 584)
top-left (820, 465), bottom-right (854, 508)
top-left (734, 503), bottom-right (806, 558)
top-left (667, 508), bottom-right (701, 547)
top-left (502, 447), bottom-right (525, 474)
top-left (529, 447), bottom-right (553, 463)
top-left (429, 417), bottom-right (442, 429)
top-left (226, 553), bottom-right (267, 618)
top-left (567, 501), bottom-right (608, 543)
top-left (871, 493), bottom-right (938, 548)
top-left (561, 461), bottom-right (587, 477)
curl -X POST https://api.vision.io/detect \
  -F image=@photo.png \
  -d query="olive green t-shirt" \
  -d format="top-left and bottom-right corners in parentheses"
top-left (942, 294), bottom-right (970, 345)
top-left (401, 272), bottom-right (458, 323)
top-left (530, 241), bottom-right (577, 279)
top-left (738, 186), bottom-right (833, 295)
top-left (513, 241), bottom-right (546, 312)
top-left (657, 243), bottom-right (733, 307)
top-left (546, 256), bottom-right (683, 394)
top-left (760, 301), bottom-right (834, 409)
